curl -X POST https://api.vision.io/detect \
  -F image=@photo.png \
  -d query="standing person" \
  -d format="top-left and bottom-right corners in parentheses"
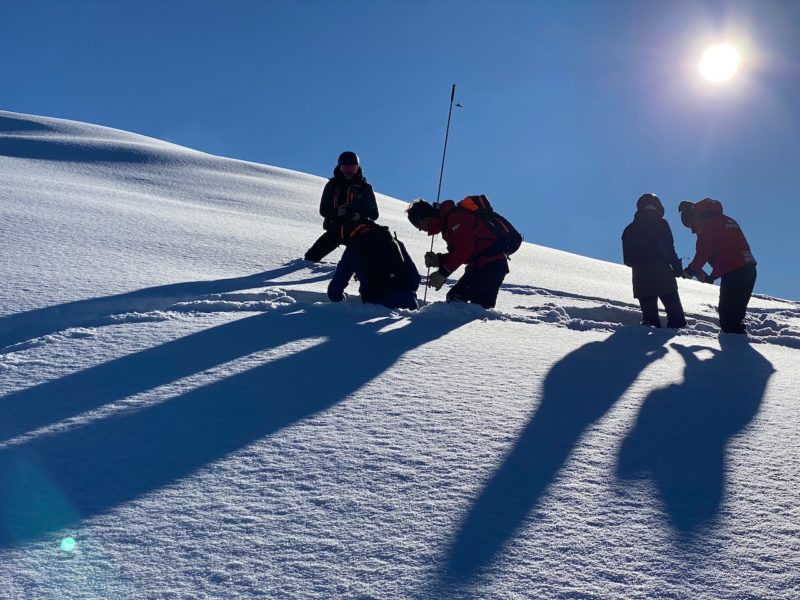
top-left (406, 197), bottom-right (511, 309)
top-left (304, 151), bottom-right (379, 263)
top-left (327, 221), bottom-right (420, 310)
top-left (622, 193), bottom-right (687, 328)
top-left (678, 198), bottom-right (757, 334)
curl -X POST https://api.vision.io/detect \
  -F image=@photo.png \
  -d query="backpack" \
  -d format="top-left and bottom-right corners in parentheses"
top-left (454, 195), bottom-right (523, 257)
top-left (349, 224), bottom-right (420, 298)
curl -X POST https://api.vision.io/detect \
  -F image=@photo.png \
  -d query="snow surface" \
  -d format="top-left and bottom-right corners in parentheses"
top-left (1, 110), bottom-right (798, 599)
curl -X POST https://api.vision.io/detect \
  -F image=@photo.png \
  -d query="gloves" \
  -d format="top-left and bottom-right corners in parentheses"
top-left (427, 271), bottom-right (447, 290)
top-left (336, 205), bottom-right (348, 217)
top-left (682, 268), bottom-right (710, 283)
top-left (424, 252), bottom-right (441, 268)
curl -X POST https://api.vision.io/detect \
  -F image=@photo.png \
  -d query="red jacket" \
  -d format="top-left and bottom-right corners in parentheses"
top-left (687, 199), bottom-right (756, 279)
top-left (434, 200), bottom-right (508, 275)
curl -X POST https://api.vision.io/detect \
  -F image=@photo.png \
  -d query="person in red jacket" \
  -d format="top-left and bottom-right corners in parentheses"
top-left (679, 198), bottom-right (757, 334)
top-left (406, 198), bottom-right (509, 309)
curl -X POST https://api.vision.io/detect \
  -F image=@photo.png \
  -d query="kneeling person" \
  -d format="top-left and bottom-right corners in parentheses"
top-left (327, 222), bottom-right (420, 310)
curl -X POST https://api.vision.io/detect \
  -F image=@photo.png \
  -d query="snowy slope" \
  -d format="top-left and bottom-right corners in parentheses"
top-left (1, 110), bottom-right (798, 599)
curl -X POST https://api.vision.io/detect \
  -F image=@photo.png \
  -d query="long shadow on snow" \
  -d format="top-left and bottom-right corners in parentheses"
top-left (0, 264), bottom-right (333, 440)
top-left (442, 327), bottom-right (674, 581)
top-left (0, 303), bottom-right (473, 546)
top-left (0, 261), bottom-right (329, 352)
top-left (616, 335), bottom-right (774, 538)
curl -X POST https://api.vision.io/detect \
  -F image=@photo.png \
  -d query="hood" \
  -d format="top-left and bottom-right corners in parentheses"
top-left (689, 198), bottom-right (723, 231)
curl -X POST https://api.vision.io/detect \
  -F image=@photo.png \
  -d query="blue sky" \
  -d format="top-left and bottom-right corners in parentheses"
top-left (3, 1), bottom-right (798, 300)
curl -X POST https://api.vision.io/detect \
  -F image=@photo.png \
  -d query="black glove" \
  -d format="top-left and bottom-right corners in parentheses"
top-left (427, 272), bottom-right (447, 290)
top-left (424, 252), bottom-right (441, 268)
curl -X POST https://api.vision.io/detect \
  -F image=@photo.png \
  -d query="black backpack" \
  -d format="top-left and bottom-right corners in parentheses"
top-left (453, 195), bottom-right (523, 257)
top-left (350, 225), bottom-right (420, 299)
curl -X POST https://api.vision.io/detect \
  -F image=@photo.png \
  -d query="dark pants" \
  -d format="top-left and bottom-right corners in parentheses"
top-left (719, 264), bottom-right (757, 334)
top-left (304, 229), bottom-right (340, 263)
top-left (447, 260), bottom-right (509, 309)
top-left (638, 290), bottom-right (686, 328)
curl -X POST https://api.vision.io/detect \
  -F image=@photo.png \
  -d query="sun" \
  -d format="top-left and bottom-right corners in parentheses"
top-left (698, 43), bottom-right (741, 82)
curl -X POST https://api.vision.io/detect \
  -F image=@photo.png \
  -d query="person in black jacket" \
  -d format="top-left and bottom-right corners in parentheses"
top-left (327, 221), bottom-right (420, 310)
top-left (304, 151), bottom-right (379, 263)
top-left (622, 193), bottom-right (687, 328)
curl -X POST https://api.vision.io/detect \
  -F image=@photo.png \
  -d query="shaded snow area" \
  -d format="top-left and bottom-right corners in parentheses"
top-left (1, 110), bottom-right (798, 599)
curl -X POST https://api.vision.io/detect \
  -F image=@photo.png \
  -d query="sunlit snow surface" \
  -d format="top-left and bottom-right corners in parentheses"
top-left (1, 111), bottom-right (798, 599)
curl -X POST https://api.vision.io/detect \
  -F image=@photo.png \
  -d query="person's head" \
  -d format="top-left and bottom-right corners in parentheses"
top-left (636, 193), bottom-right (664, 217)
top-left (406, 199), bottom-right (440, 234)
top-left (678, 200), bottom-right (695, 228)
top-left (337, 151), bottom-right (360, 180)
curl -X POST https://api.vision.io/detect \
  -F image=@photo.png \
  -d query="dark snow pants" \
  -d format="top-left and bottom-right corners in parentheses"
top-left (638, 290), bottom-right (686, 328)
top-left (447, 259), bottom-right (509, 309)
top-left (718, 264), bottom-right (757, 334)
top-left (304, 229), bottom-right (340, 263)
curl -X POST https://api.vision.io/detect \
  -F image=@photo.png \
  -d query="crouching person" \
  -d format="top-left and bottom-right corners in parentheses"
top-left (327, 221), bottom-right (420, 310)
top-left (406, 198), bottom-right (510, 309)
top-left (678, 198), bottom-right (757, 334)
top-left (622, 193), bottom-right (687, 328)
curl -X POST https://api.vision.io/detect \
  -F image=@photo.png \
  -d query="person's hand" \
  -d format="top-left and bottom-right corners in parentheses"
top-left (427, 272), bottom-right (447, 290)
top-left (424, 252), bottom-right (440, 268)
top-left (350, 211), bottom-right (360, 221)
top-left (336, 205), bottom-right (348, 217)
top-left (682, 269), bottom-right (695, 280)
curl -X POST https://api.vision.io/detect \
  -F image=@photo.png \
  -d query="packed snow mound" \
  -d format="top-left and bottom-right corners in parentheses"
top-left (1, 110), bottom-right (798, 599)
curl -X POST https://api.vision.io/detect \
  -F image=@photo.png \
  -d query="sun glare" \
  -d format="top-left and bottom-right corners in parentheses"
top-left (699, 43), bottom-right (741, 82)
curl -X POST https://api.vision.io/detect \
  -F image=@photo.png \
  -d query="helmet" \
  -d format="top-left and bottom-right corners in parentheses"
top-left (337, 151), bottom-right (360, 166)
top-left (637, 193), bottom-right (664, 216)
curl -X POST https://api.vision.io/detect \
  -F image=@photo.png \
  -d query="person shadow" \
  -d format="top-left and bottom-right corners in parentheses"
top-left (441, 327), bottom-right (676, 582)
top-left (616, 335), bottom-right (775, 538)
top-left (0, 262), bottom-right (338, 442)
top-left (0, 301), bottom-right (475, 546)
top-left (0, 260), bottom-right (332, 352)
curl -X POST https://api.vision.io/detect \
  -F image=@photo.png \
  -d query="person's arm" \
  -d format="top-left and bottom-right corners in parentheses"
top-left (360, 184), bottom-right (379, 221)
top-left (658, 221), bottom-right (683, 275)
top-left (320, 181), bottom-right (334, 220)
top-left (327, 247), bottom-right (356, 302)
top-left (687, 226), bottom-right (712, 274)
top-left (440, 212), bottom-right (476, 275)
top-left (621, 226), bottom-right (634, 267)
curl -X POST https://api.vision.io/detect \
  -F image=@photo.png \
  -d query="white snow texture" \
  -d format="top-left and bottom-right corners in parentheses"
top-left (1, 111), bottom-right (798, 599)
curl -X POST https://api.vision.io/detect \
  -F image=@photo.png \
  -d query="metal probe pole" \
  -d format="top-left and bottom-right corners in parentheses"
top-left (423, 83), bottom-right (457, 305)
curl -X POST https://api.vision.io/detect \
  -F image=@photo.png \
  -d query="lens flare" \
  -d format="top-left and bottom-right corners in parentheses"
top-left (699, 43), bottom-right (741, 82)
top-left (60, 537), bottom-right (76, 552)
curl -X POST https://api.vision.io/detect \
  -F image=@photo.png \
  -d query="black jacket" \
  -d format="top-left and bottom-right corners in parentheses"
top-left (319, 168), bottom-right (379, 231)
top-left (622, 208), bottom-right (682, 298)
top-left (327, 224), bottom-right (420, 309)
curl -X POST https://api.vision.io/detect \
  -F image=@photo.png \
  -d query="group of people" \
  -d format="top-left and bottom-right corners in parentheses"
top-left (304, 151), bottom-right (758, 334)
top-left (623, 193), bottom-right (757, 334)
top-left (304, 151), bottom-right (511, 311)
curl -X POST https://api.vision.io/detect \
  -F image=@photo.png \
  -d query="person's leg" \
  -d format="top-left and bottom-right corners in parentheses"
top-left (446, 262), bottom-right (508, 309)
top-left (719, 265), bottom-right (757, 333)
top-left (638, 296), bottom-right (661, 327)
top-left (446, 270), bottom-right (475, 304)
top-left (304, 230), bottom-right (340, 262)
top-left (470, 262), bottom-right (509, 309)
top-left (661, 290), bottom-right (686, 328)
